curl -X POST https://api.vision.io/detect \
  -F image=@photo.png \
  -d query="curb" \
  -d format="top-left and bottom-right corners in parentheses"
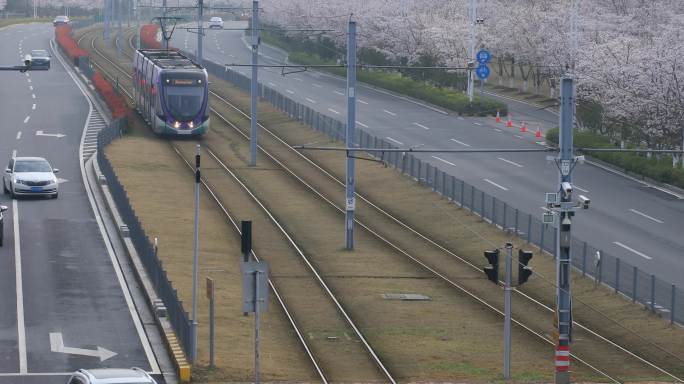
top-left (92, 158), bottom-right (191, 382)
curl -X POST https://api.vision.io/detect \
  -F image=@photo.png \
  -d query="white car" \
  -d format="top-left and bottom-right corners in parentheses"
top-left (66, 368), bottom-right (157, 384)
top-left (208, 16), bottom-right (224, 29)
top-left (3, 157), bottom-right (59, 199)
top-left (53, 15), bottom-right (70, 26)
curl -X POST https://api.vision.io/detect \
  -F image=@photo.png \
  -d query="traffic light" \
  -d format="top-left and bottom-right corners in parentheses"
top-left (518, 249), bottom-right (533, 285)
top-left (483, 249), bottom-right (499, 284)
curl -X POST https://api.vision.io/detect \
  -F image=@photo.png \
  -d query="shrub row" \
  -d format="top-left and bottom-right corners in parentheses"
top-left (546, 128), bottom-right (684, 189)
top-left (92, 72), bottom-right (131, 121)
top-left (55, 25), bottom-right (88, 65)
top-left (140, 24), bottom-right (161, 49)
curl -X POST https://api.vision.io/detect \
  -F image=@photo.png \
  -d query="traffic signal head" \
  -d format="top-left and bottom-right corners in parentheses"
top-left (483, 249), bottom-right (499, 284)
top-left (518, 249), bottom-right (533, 285)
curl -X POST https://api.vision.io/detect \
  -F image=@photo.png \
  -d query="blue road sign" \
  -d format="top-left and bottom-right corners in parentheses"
top-left (476, 64), bottom-right (490, 79)
top-left (476, 49), bottom-right (491, 64)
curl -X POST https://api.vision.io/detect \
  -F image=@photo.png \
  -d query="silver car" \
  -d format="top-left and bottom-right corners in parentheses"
top-left (3, 157), bottom-right (59, 199)
top-left (27, 49), bottom-right (51, 70)
top-left (66, 368), bottom-right (157, 384)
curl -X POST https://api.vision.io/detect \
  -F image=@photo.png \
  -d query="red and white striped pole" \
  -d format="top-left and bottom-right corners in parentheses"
top-left (555, 341), bottom-right (570, 376)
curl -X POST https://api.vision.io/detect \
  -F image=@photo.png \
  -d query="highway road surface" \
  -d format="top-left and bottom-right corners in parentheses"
top-left (173, 22), bottom-right (684, 289)
top-left (0, 22), bottom-right (161, 383)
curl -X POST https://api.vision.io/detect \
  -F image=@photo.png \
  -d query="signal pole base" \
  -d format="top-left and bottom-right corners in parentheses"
top-left (555, 371), bottom-right (570, 384)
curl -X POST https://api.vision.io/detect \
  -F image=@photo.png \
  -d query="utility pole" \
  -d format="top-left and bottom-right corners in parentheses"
top-left (555, 76), bottom-right (574, 384)
top-left (503, 243), bottom-right (512, 380)
top-left (135, 0), bottom-right (140, 49)
top-left (467, 0), bottom-right (476, 103)
top-left (197, 0), bottom-right (204, 65)
top-left (163, 0), bottom-right (168, 49)
top-left (345, 18), bottom-right (357, 250)
top-left (117, 0), bottom-right (123, 58)
top-left (104, 0), bottom-right (110, 42)
top-left (33, 0), bottom-right (36, 19)
top-left (249, 0), bottom-right (259, 166)
top-left (190, 144), bottom-right (201, 363)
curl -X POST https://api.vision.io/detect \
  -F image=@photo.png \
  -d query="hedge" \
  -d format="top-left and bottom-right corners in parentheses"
top-left (546, 128), bottom-right (684, 189)
top-left (55, 25), bottom-right (88, 65)
top-left (92, 72), bottom-right (132, 121)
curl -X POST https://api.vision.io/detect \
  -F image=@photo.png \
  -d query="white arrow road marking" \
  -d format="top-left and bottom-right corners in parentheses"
top-left (50, 332), bottom-right (117, 361)
top-left (613, 241), bottom-right (653, 260)
top-left (36, 130), bottom-right (65, 138)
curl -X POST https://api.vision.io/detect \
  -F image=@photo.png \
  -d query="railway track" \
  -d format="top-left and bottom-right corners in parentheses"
top-left (77, 27), bottom-right (684, 383)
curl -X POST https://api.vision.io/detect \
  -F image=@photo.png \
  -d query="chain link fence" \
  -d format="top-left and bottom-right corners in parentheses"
top-left (201, 57), bottom-right (682, 326)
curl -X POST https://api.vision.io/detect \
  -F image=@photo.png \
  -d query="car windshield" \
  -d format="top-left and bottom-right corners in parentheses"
top-left (164, 85), bottom-right (204, 120)
top-left (14, 160), bottom-right (51, 173)
top-left (31, 50), bottom-right (48, 57)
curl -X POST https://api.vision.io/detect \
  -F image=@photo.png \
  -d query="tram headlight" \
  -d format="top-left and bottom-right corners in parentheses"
top-left (173, 121), bottom-right (180, 129)
top-left (188, 121), bottom-right (194, 128)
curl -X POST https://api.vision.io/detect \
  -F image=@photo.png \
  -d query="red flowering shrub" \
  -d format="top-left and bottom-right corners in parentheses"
top-left (140, 24), bottom-right (162, 49)
top-left (92, 72), bottom-right (132, 120)
top-left (54, 25), bottom-right (89, 64)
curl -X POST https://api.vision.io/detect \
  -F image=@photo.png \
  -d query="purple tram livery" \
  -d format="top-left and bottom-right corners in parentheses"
top-left (133, 49), bottom-right (209, 135)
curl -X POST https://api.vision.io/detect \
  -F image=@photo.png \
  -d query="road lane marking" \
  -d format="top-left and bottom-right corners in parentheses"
top-left (23, 116), bottom-right (29, 124)
top-left (413, 122), bottom-right (429, 130)
top-left (31, 94), bottom-right (35, 99)
top-left (305, 97), bottom-right (317, 104)
top-left (386, 137), bottom-right (404, 146)
top-left (286, 89), bottom-right (295, 94)
top-left (432, 156), bottom-right (456, 166)
top-left (383, 109), bottom-right (397, 116)
top-left (328, 108), bottom-right (340, 115)
top-left (27, 79), bottom-right (31, 83)
top-left (613, 241), bottom-right (652, 260)
top-left (498, 157), bottom-right (524, 168)
top-left (573, 184), bottom-right (589, 193)
top-left (28, 86), bottom-right (32, 91)
top-left (474, 122), bottom-right (483, 126)
top-left (483, 178), bottom-right (509, 191)
top-left (355, 121), bottom-right (368, 128)
top-left (32, 104), bottom-right (36, 110)
top-left (267, 81), bottom-right (277, 87)
top-left (450, 138), bottom-right (471, 147)
top-left (514, 134), bottom-right (523, 138)
top-left (458, 116), bottom-right (465, 120)
top-left (12, 149), bottom-right (16, 158)
top-left (293, 77), bottom-right (303, 81)
top-left (494, 128), bottom-right (503, 132)
top-left (50, 332), bottom-right (117, 361)
top-left (16, 131), bottom-right (21, 140)
top-left (13, 199), bottom-right (27, 374)
top-left (312, 83), bottom-right (322, 88)
top-left (358, 99), bottom-right (368, 105)
top-left (628, 209), bottom-right (663, 224)
top-left (333, 90), bottom-right (344, 96)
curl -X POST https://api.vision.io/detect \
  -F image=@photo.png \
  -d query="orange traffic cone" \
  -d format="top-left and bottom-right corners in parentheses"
top-left (535, 126), bottom-right (542, 138)
top-left (495, 110), bottom-right (502, 123)
top-left (506, 114), bottom-right (513, 128)
top-left (520, 121), bottom-right (528, 133)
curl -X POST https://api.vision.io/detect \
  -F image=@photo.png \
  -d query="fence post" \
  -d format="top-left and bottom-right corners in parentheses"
top-left (401, 154), bottom-right (406, 174)
top-left (492, 196), bottom-right (497, 223)
top-left (451, 176), bottom-right (456, 202)
top-left (540, 224), bottom-right (545, 254)
top-left (503, 202), bottom-right (508, 231)
top-left (651, 275), bottom-right (656, 313)
top-left (527, 214), bottom-right (532, 244)
top-left (598, 256), bottom-right (603, 284)
top-left (514, 208), bottom-right (518, 235)
top-left (442, 170), bottom-right (446, 196)
top-left (672, 285), bottom-right (676, 325)
top-left (471, 185), bottom-right (475, 211)
top-left (582, 242), bottom-right (587, 276)
top-left (460, 180), bottom-right (465, 206)
top-left (410, 156), bottom-right (415, 179)
top-left (615, 258), bottom-right (620, 293)
top-left (632, 266), bottom-right (638, 302)
top-left (480, 190), bottom-right (485, 219)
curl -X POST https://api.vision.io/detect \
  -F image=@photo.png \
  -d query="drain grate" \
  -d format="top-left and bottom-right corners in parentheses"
top-left (382, 293), bottom-right (432, 301)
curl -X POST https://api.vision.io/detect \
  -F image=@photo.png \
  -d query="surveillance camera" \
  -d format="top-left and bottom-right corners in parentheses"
top-left (578, 195), bottom-right (590, 209)
top-left (561, 182), bottom-right (573, 196)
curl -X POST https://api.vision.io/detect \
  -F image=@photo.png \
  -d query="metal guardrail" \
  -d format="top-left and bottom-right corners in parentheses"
top-left (201, 58), bottom-right (682, 326)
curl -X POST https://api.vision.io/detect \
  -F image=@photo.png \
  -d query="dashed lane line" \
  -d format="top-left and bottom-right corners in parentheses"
top-left (383, 109), bottom-right (397, 116)
top-left (355, 121), bottom-right (368, 128)
top-left (333, 90), bottom-right (344, 96)
top-left (412, 122), bottom-right (429, 130)
top-left (16, 131), bottom-right (21, 140)
top-left (286, 89), bottom-right (295, 94)
top-left (483, 178), bottom-right (509, 191)
top-left (628, 209), bottom-right (663, 224)
top-left (23, 116), bottom-right (29, 124)
top-left (450, 139), bottom-right (471, 147)
top-left (613, 241), bottom-right (652, 260)
top-left (497, 157), bottom-right (524, 168)
top-left (432, 156), bottom-right (456, 166)
top-left (305, 97), bottom-right (317, 104)
top-left (386, 137), bottom-right (404, 146)
top-left (328, 108), bottom-right (340, 115)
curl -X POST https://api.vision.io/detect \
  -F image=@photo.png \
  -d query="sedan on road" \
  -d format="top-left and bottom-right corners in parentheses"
top-left (26, 49), bottom-right (51, 70)
top-left (53, 15), bottom-right (70, 26)
top-left (3, 157), bottom-right (59, 199)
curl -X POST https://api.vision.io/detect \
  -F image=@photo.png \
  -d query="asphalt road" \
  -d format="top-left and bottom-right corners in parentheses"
top-left (0, 22), bottom-right (159, 383)
top-left (172, 22), bottom-right (684, 289)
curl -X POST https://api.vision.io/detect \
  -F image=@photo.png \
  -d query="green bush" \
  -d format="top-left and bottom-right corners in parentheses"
top-left (546, 128), bottom-right (684, 188)
top-left (288, 53), bottom-right (507, 116)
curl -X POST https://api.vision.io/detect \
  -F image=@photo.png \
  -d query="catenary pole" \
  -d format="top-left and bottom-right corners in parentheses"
top-left (504, 242), bottom-right (512, 379)
top-left (197, 0), bottom-right (204, 65)
top-left (117, 0), bottom-right (122, 58)
top-left (162, 0), bottom-right (168, 49)
top-left (467, 0), bottom-right (476, 103)
top-left (191, 144), bottom-right (201, 363)
top-left (104, 0), bottom-right (110, 41)
top-left (555, 76), bottom-right (574, 384)
top-left (249, 0), bottom-right (259, 166)
top-left (345, 18), bottom-right (357, 250)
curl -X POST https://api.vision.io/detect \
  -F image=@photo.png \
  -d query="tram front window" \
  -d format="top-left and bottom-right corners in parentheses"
top-left (164, 85), bottom-right (203, 121)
